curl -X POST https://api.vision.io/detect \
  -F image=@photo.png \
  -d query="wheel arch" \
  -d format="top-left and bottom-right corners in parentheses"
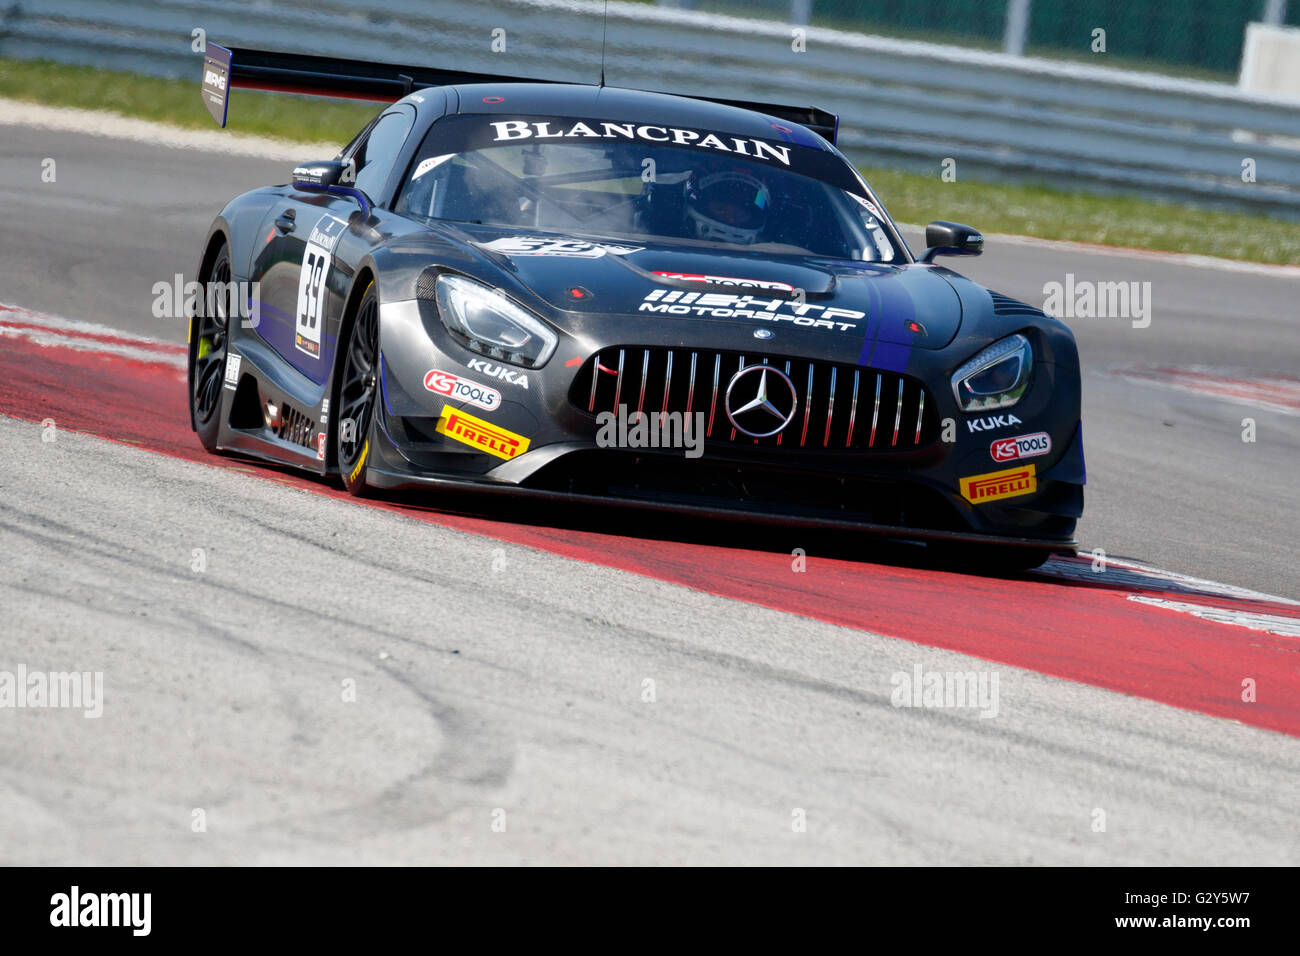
top-left (332, 263), bottom-right (378, 385)
top-left (326, 264), bottom-right (379, 469)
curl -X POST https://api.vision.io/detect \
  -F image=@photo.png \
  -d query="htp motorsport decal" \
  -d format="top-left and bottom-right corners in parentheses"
top-left (491, 120), bottom-right (794, 166)
top-left (640, 289), bottom-right (863, 331)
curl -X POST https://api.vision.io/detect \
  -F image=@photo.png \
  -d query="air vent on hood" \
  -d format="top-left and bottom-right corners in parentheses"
top-left (569, 347), bottom-right (937, 452)
top-left (415, 269), bottom-right (440, 301)
top-left (989, 291), bottom-right (1046, 317)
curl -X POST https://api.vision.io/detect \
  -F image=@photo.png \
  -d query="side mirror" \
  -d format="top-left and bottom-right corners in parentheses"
top-left (292, 159), bottom-right (351, 189)
top-left (291, 159), bottom-right (372, 218)
top-left (920, 221), bottom-right (984, 262)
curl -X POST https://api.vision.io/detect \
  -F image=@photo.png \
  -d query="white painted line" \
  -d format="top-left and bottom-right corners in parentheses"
top-left (1128, 596), bottom-right (1300, 637)
top-left (895, 223), bottom-right (1300, 280)
top-left (0, 325), bottom-right (187, 368)
top-left (1042, 554), bottom-right (1299, 606)
top-left (0, 303), bottom-right (186, 368)
top-left (0, 303), bottom-right (183, 348)
top-left (987, 232), bottom-right (1300, 281)
top-left (0, 96), bottom-right (340, 161)
top-left (1110, 368), bottom-right (1300, 416)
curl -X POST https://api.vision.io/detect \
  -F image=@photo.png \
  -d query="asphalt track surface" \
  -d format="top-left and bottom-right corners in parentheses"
top-left (1, 122), bottom-right (1298, 864)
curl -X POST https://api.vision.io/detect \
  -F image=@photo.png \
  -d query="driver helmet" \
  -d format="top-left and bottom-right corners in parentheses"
top-left (684, 170), bottom-right (771, 244)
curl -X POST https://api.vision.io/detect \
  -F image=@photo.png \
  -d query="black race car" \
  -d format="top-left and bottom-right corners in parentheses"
top-left (190, 44), bottom-right (1084, 569)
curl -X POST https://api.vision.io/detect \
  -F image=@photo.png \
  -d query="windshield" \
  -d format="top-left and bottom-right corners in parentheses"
top-left (394, 114), bottom-right (899, 262)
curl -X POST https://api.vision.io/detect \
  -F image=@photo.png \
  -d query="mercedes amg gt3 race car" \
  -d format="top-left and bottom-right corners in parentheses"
top-left (189, 44), bottom-right (1085, 569)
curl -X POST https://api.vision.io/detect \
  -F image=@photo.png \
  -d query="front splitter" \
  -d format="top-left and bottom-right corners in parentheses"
top-left (363, 465), bottom-right (1077, 554)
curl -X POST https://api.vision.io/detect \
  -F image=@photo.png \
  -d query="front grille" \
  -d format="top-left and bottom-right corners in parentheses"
top-left (568, 347), bottom-right (937, 450)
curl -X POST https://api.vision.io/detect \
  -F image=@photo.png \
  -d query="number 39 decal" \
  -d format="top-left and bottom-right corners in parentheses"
top-left (294, 217), bottom-right (346, 359)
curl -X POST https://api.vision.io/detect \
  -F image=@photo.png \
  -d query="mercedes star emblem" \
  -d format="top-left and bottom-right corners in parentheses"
top-left (724, 365), bottom-right (798, 438)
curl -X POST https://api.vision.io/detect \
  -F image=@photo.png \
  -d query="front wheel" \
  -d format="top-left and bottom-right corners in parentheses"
top-left (337, 282), bottom-right (379, 496)
top-left (190, 243), bottom-right (232, 452)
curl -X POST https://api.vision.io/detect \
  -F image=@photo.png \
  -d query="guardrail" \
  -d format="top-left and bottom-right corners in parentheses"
top-left (5, 0), bottom-right (1300, 214)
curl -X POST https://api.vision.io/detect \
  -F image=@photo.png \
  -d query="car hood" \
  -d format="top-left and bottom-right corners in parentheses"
top-left (443, 225), bottom-right (967, 356)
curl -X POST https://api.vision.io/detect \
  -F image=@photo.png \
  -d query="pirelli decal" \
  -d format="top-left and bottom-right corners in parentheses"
top-left (960, 464), bottom-right (1037, 504)
top-left (435, 406), bottom-right (530, 460)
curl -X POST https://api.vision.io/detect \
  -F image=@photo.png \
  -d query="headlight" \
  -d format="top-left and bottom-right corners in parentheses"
top-left (951, 333), bottom-right (1032, 411)
top-left (434, 274), bottom-right (557, 368)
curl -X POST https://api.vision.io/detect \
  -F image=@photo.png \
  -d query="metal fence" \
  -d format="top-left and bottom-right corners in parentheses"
top-left (696, 0), bottom-right (1300, 77)
top-left (5, 0), bottom-right (1300, 215)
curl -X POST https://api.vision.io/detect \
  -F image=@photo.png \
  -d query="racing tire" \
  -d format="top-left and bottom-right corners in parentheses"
top-left (190, 242), bottom-right (232, 452)
top-left (337, 281), bottom-right (380, 496)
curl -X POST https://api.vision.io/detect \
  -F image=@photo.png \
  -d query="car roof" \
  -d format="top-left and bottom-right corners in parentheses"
top-left (444, 83), bottom-right (834, 152)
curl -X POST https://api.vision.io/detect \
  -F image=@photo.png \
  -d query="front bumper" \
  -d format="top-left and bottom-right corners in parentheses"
top-left (370, 298), bottom-right (1085, 550)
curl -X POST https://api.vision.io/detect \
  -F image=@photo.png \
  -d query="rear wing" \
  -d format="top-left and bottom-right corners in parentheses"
top-left (201, 43), bottom-right (838, 144)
